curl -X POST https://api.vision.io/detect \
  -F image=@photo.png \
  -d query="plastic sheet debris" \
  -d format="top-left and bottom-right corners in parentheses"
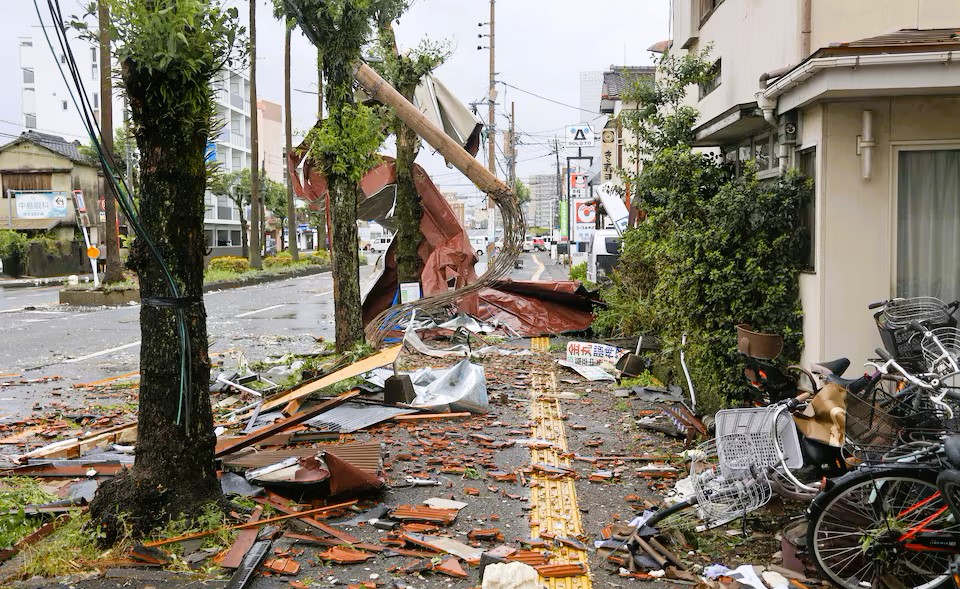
top-left (403, 328), bottom-right (470, 358)
top-left (481, 561), bottom-right (540, 589)
top-left (411, 359), bottom-right (489, 414)
top-left (557, 359), bottom-right (616, 381)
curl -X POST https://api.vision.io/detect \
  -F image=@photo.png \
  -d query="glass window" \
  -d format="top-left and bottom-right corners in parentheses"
top-left (217, 229), bottom-right (230, 246)
top-left (205, 229), bottom-right (214, 246)
top-left (20, 40), bottom-right (33, 47)
top-left (22, 68), bottom-right (34, 84)
top-left (797, 148), bottom-right (816, 272)
top-left (217, 195), bottom-right (233, 220)
top-left (92, 92), bottom-right (99, 108)
top-left (91, 47), bottom-right (97, 62)
top-left (753, 134), bottom-right (770, 170)
top-left (738, 141), bottom-right (751, 166)
top-left (61, 100), bottom-right (68, 111)
top-left (24, 114), bottom-right (36, 129)
top-left (698, 59), bottom-right (721, 100)
top-left (896, 149), bottom-right (960, 299)
top-left (231, 230), bottom-right (242, 245)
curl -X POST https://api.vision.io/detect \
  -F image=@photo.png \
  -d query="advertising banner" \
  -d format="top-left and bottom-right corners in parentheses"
top-left (15, 191), bottom-right (69, 219)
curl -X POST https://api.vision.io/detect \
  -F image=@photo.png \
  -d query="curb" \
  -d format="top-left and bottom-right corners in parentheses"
top-left (0, 275), bottom-right (95, 289)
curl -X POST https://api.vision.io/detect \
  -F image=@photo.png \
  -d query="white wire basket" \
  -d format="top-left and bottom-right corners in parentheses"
top-left (690, 433), bottom-right (772, 525)
top-left (880, 297), bottom-right (953, 329)
top-left (921, 327), bottom-right (960, 377)
top-left (715, 405), bottom-right (804, 470)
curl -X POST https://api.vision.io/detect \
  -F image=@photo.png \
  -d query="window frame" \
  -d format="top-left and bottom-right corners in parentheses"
top-left (699, 0), bottom-right (725, 26)
top-left (698, 59), bottom-right (721, 100)
top-left (796, 146), bottom-right (817, 274)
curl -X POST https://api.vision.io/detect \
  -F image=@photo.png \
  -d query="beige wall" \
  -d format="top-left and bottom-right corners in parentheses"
top-left (686, 0), bottom-right (801, 123)
top-left (811, 0), bottom-right (960, 50)
top-left (257, 99), bottom-right (285, 185)
top-left (802, 96), bottom-right (960, 370)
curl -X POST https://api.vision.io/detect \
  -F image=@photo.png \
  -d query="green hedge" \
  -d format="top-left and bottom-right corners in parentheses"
top-left (208, 255), bottom-right (250, 273)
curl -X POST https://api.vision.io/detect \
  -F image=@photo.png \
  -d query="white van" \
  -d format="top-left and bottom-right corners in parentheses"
top-left (371, 236), bottom-right (392, 253)
top-left (587, 229), bottom-right (622, 283)
top-left (469, 236), bottom-right (488, 257)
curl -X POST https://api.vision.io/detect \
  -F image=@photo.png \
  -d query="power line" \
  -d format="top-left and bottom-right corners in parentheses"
top-left (499, 81), bottom-right (599, 115)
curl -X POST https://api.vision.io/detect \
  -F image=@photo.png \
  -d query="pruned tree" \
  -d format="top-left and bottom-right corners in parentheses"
top-left (281, 0), bottom-right (406, 352)
top-left (88, 0), bottom-right (244, 542)
top-left (374, 22), bottom-right (448, 283)
top-left (208, 169), bottom-right (252, 257)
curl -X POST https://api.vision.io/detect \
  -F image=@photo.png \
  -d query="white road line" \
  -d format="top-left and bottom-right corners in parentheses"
top-left (0, 307), bottom-right (27, 314)
top-left (236, 304), bottom-right (286, 318)
top-left (313, 290), bottom-right (334, 297)
top-left (531, 253), bottom-right (546, 281)
top-left (64, 340), bottom-right (141, 364)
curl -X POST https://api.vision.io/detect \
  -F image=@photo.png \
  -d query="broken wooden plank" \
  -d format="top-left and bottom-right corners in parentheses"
top-left (16, 423), bottom-right (138, 463)
top-left (254, 345), bottom-right (401, 414)
top-left (252, 496), bottom-right (359, 545)
top-left (142, 500), bottom-right (356, 548)
top-left (217, 507), bottom-right (263, 569)
top-left (392, 412), bottom-right (472, 421)
top-left (215, 391), bottom-right (359, 458)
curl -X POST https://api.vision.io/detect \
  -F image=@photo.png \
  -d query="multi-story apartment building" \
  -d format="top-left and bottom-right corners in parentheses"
top-left (527, 173), bottom-right (560, 229)
top-left (668, 0), bottom-right (960, 368)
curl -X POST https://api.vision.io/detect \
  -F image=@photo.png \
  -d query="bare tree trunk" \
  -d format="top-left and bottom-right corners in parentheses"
top-left (285, 25), bottom-right (299, 260)
top-left (248, 0), bottom-right (262, 268)
top-left (394, 104), bottom-right (422, 283)
top-left (98, 1), bottom-right (123, 284)
top-left (89, 58), bottom-right (220, 543)
top-left (240, 216), bottom-right (249, 258)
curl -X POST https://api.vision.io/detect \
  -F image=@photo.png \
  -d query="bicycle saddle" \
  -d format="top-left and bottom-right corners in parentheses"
top-left (946, 434), bottom-right (960, 469)
top-left (811, 358), bottom-right (850, 377)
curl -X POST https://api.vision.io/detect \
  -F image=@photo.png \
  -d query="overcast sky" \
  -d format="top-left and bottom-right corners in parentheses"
top-left (1, 0), bottom-right (669, 198)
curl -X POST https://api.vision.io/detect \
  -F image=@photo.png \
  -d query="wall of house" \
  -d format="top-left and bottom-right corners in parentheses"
top-left (804, 95), bottom-right (960, 371)
top-left (797, 103), bottom-right (824, 367)
top-left (810, 0), bottom-right (960, 50)
top-left (690, 0), bottom-right (801, 124)
top-left (0, 142), bottom-right (79, 226)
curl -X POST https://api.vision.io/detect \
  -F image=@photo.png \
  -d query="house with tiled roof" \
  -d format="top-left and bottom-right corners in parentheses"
top-left (0, 130), bottom-right (100, 240)
top-left (666, 0), bottom-right (960, 374)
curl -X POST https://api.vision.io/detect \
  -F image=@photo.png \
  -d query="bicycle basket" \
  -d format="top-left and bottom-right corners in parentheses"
top-left (691, 434), bottom-right (772, 525)
top-left (921, 327), bottom-right (960, 377)
top-left (877, 298), bottom-right (956, 362)
top-left (715, 405), bottom-right (804, 470)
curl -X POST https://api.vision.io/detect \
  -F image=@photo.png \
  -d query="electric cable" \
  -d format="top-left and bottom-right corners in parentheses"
top-left (35, 0), bottom-right (194, 428)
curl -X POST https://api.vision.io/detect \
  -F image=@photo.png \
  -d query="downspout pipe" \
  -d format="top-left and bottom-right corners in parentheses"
top-left (757, 65), bottom-right (794, 127)
top-left (801, 0), bottom-right (812, 58)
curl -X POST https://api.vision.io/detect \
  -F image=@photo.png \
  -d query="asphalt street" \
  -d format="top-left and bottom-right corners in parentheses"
top-left (0, 252), bottom-right (571, 421)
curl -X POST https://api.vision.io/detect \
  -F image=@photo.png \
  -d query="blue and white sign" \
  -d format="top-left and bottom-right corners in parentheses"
top-left (565, 124), bottom-right (595, 147)
top-left (15, 191), bottom-right (69, 219)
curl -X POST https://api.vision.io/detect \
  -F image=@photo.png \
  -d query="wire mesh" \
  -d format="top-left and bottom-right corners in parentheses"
top-left (921, 328), bottom-right (960, 377)
top-left (714, 405), bottom-right (804, 470)
top-left (691, 434), bottom-right (772, 525)
top-left (879, 297), bottom-right (953, 329)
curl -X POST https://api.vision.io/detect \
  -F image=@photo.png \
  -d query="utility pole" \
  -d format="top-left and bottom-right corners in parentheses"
top-left (506, 101), bottom-right (516, 188)
top-left (554, 137), bottom-right (561, 238)
top-left (485, 0), bottom-right (496, 247)
top-left (284, 24), bottom-right (298, 261)
top-left (248, 0), bottom-right (262, 268)
top-left (98, 1), bottom-right (122, 283)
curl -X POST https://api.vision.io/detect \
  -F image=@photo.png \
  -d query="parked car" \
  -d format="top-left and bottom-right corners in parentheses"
top-left (531, 238), bottom-right (546, 252)
top-left (522, 238), bottom-right (533, 252)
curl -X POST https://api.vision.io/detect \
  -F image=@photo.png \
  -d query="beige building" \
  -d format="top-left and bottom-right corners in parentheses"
top-left (0, 130), bottom-right (99, 243)
top-left (257, 99), bottom-right (285, 184)
top-left (669, 0), bottom-right (960, 371)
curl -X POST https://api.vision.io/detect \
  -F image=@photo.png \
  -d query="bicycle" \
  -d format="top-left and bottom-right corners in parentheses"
top-left (807, 323), bottom-right (960, 589)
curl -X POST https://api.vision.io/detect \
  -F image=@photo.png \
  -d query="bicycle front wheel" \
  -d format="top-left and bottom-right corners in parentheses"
top-left (807, 468), bottom-right (956, 589)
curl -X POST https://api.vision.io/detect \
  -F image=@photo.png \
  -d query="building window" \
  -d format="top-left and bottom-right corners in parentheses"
top-left (797, 147), bottom-right (816, 272)
top-left (91, 47), bottom-right (97, 62)
top-left (60, 54), bottom-right (66, 64)
top-left (205, 229), bottom-right (214, 246)
top-left (231, 230), bottom-right (242, 245)
top-left (22, 68), bottom-right (34, 84)
top-left (896, 149), bottom-right (960, 299)
top-left (24, 114), bottom-right (36, 129)
top-left (217, 195), bottom-right (233, 220)
top-left (725, 133), bottom-right (779, 176)
top-left (61, 100), bottom-right (68, 111)
top-left (699, 59), bottom-right (721, 100)
top-left (93, 92), bottom-right (99, 108)
top-left (217, 229), bottom-right (230, 247)
top-left (700, 0), bottom-right (724, 24)
top-left (20, 40), bottom-right (32, 48)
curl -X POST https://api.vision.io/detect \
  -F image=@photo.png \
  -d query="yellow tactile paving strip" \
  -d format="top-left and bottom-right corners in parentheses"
top-left (531, 336), bottom-right (551, 353)
top-left (528, 364), bottom-right (593, 589)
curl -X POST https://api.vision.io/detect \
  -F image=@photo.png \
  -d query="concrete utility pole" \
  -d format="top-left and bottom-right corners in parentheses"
top-left (284, 25), bottom-right (298, 261)
top-left (506, 101), bottom-right (516, 188)
top-left (98, 1), bottom-right (122, 283)
top-left (554, 137), bottom-right (561, 235)
top-left (248, 0), bottom-right (262, 268)
top-left (486, 0), bottom-right (496, 247)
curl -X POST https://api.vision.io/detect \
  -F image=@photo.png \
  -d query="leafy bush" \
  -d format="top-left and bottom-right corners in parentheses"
top-left (1, 477), bottom-right (55, 548)
top-left (596, 49), bottom-right (812, 412)
top-left (208, 255), bottom-right (250, 273)
top-left (303, 250), bottom-right (330, 266)
top-left (0, 230), bottom-right (29, 265)
top-left (569, 262), bottom-right (587, 282)
top-left (263, 252), bottom-right (294, 269)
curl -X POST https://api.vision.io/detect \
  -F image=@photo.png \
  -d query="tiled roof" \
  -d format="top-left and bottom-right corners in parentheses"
top-left (601, 66), bottom-right (656, 100)
top-left (14, 130), bottom-right (89, 164)
top-left (815, 28), bottom-right (960, 56)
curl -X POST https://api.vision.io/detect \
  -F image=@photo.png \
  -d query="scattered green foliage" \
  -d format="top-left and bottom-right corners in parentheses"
top-left (612, 399), bottom-right (631, 412)
top-left (150, 503), bottom-right (235, 561)
top-left (19, 512), bottom-right (104, 577)
top-left (569, 262), bottom-right (587, 282)
top-left (619, 371), bottom-right (661, 388)
top-left (597, 49), bottom-right (812, 412)
top-left (462, 467), bottom-right (481, 480)
top-left (0, 477), bottom-right (56, 549)
top-left (208, 255), bottom-right (251, 274)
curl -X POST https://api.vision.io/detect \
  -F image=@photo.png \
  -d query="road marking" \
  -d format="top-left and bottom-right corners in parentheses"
top-left (531, 253), bottom-right (546, 281)
top-left (236, 304), bottom-right (286, 318)
top-left (64, 341), bottom-right (141, 364)
top-left (0, 307), bottom-right (26, 314)
top-left (313, 290), bottom-right (334, 297)
top-left (528, 368), bottom-right (592, 588)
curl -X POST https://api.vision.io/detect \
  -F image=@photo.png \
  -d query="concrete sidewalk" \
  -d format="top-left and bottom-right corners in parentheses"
top-left (0, 274), bottom-right (95, 289)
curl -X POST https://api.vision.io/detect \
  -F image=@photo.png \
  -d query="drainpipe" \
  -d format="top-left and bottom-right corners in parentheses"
top-left (801, 0), bottom-right (812, 58)
top-left (757, 65), bottom-right (795, 127)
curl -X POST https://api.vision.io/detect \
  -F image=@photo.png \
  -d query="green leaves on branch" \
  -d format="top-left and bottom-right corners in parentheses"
top-left (306, 103), bottom-right (385, 184)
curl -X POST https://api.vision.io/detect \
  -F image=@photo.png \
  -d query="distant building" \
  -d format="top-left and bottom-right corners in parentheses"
top-left (527, 173), bottom-right (559, 229)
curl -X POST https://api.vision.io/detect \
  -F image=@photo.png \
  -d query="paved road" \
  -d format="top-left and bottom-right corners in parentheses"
top-left (0, 252), bottom-right (570, 421)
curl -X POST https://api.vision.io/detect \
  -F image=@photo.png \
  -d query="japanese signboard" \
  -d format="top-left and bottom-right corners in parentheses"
top-left (601, 128), bottom-right (617, 182)
top-left (573, 199), bottom-right (596, 243)
top-left (15, 191), bottom-right (68, 219)
top-left (565, 341), bottom-right (627, 366)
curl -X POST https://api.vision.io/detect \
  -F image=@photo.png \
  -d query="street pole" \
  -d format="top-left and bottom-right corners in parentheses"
top-left (98, 1), bottom-right (122, 283)
top-left (248, 0), bottom-right (262, 268)
top-left (507, 101), bottom-right (516, 188)
top-left (554, 137), bottom-right (561, 239)
top-left (486, 0), bottom-right (496, 250)
top-left (284, 24), bottom-right (298, 260)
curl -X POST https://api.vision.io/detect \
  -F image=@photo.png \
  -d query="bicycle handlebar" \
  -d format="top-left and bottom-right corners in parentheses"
top-left (875, 347), bottom-right (893, 362)
top-left (868, 300), bottom-right (888, 310)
